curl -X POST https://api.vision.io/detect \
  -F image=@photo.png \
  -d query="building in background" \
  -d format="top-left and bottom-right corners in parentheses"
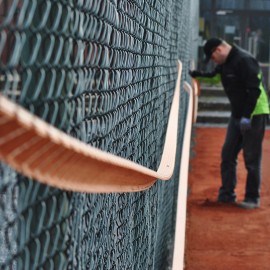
top-left (198, 0), bottom-right (270, 88)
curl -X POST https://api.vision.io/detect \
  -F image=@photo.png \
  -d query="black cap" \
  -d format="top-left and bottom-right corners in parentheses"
top-left (203, 38), bottom-right (222, 63)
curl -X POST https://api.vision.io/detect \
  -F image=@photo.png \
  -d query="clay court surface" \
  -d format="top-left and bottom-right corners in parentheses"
top-left (185, 127), bottom-right (270, 270)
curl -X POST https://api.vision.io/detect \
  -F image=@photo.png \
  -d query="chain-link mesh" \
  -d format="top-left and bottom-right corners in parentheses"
top-left (0, 0), bottom-right (195, 269)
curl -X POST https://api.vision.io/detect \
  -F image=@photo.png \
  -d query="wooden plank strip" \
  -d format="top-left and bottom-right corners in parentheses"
top-left (172, 81), bottom-right (193, 269)
top-left (0, 61), bottom-right (182, 193)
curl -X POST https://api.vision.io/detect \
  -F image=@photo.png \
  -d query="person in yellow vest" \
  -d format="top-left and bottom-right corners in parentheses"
top-left (190, 38), bottom-right (270, 209)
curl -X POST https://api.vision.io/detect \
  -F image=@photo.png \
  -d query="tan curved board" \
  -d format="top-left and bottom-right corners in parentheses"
top-left (172, 81), bottom-right (193, 269)
top-left (191, 78), bottom-right (199, 123)
top-left (190, 60), bottom-right (199, 123)
top-left (0, 61), bottom-right (182, 193)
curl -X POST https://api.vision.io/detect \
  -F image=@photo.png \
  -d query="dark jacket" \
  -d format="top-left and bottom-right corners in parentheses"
top-left (197, 46), bottom-right (269, 118)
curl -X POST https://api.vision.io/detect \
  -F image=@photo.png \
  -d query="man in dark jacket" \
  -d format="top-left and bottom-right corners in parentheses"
top-left (190, 38), bottom-right (269, 209)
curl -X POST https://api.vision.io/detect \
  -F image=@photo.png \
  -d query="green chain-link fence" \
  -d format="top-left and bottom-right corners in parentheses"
top-left (0, 0), bottom-right (197, 269)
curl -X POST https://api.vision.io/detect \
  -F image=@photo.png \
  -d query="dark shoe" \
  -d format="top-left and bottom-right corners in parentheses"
top-left (237, 200), bottom-right (260, 209)
top-left (203, 198), bottom-right (236, 207)
top-left (217, 197), bottom-right (236, 204)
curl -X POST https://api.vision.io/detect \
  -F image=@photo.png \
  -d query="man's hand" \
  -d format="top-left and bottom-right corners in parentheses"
top-left (240, 117), bottom-right (251, 132)
top-left (189, 70), bottom-right (202, 78)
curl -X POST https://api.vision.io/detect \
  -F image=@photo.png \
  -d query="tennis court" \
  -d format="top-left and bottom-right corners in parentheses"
top-left (185, 127), bottom-right (270, 270)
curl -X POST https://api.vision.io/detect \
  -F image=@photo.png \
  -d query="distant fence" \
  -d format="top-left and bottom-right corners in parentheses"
top-left (0, 0), bottom-right (197, 269)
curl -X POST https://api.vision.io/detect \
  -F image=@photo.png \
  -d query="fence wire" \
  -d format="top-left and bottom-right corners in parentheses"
top-left (0, 0), bottom-right (195, 269)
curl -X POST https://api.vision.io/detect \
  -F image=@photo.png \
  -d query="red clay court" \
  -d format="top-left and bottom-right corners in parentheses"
top-left (185, 127), bottom-right (270, 270)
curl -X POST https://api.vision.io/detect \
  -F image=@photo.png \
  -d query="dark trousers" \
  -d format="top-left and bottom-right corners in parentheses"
top-left (218, 115), bottom-right (267, 203)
